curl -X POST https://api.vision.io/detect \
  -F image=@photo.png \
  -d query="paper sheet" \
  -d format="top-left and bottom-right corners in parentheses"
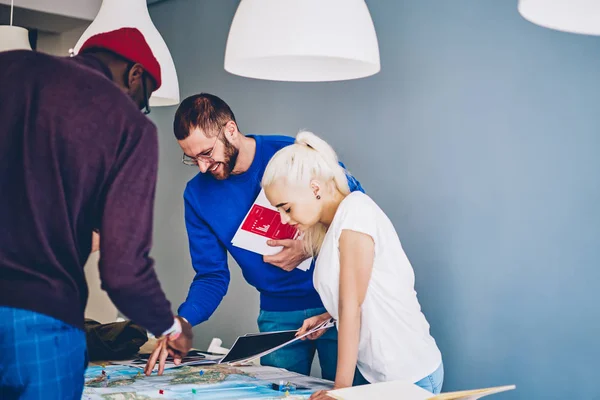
top-left (328, 381), bottom-right (516, 400)
top-left (427, 385), bottom-right (517, 400)
top-left (111, 350), bottom-right (222, 371)
top-left (327, 380), bottom-right (432, 400)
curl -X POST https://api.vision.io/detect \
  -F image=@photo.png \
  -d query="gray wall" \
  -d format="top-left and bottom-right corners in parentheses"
top-left (148, 1), bottom-right (600, 398)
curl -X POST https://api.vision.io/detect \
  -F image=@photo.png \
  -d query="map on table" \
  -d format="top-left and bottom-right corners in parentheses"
top-left (82, 364), bottom-right (329, 400)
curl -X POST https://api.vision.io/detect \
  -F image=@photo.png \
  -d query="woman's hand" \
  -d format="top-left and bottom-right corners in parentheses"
top-left (309, 390), bottom-right (335, 400)
top-left (296, 312), bottom-right (332, 340)
top-left (309, 384), bottom-right (349, 400)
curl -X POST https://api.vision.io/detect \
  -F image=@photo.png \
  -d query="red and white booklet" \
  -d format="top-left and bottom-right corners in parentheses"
top-left (232, 189), bottom-right (312, 271)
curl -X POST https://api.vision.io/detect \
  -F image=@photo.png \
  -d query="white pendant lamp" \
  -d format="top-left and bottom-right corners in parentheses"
top-left (73, 0), bottom-right (179, 106)
top-left (0, 0), bottom-right (32, 52)
top-left (224, 0), bottom-right (380, 82)
top-left (518, 0), bottom-right (600, 36)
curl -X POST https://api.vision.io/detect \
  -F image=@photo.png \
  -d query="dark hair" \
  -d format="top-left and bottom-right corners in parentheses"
top-left (173, 93), bottom-right (237, 140)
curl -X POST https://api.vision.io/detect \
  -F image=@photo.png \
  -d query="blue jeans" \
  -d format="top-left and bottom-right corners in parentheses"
top-left (258, 307), bottom-right (338, 380)
top-left (349, 362), bottom-right (444, 393)
top-left (257, 308), bottom-right (367, 384)
top-left (0, 307), bottom-right (87, 400)
top-left (414, 362), bottom-right (444, 394)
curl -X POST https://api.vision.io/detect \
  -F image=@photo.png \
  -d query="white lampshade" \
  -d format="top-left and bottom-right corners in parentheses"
top-left (0, 26), bottom-right (31, 52)
top-left (518, 0), bottom-right (600, 36)
top-left (73, 0), bottom-right (179, 106)
top-left (224, 0), bottom-right (380, 82)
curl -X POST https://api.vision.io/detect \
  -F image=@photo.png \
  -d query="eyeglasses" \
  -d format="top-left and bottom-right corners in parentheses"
top-left (125, 62), bottom-right (151, 115)
top-left (142, 73), bottom-right (151, 115)
top-left (181, 126), bottom-right (223, 167)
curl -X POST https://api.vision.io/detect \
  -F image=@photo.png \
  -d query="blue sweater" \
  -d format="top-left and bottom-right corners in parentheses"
top-left (178, 135), bottom-right (364, 326)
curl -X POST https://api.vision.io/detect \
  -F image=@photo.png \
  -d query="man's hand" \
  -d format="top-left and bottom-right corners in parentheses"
top-left (296, 312), bottom-right (332, 341)
top-left (144, 317), bottom-right (193, 376)
top-left (263, 239), bottom-right (309, 272)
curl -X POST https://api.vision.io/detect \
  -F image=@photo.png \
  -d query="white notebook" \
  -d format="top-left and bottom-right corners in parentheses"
top-left (231, 188), bottom-right (312, 271)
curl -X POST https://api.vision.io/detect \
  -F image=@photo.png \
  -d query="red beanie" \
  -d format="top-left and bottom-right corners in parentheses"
top-left (79, 27), bottom-right (162, 90)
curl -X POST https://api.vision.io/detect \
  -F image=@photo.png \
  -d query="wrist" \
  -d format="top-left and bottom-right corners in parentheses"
top-left (161, 317), bottom-right (182, 340)
top-left (333, 371), bottom-right (354, 389)
top-left (319, 312), bottom-right (333, 325)
top-left (333, 381), bottom-right (351, 390)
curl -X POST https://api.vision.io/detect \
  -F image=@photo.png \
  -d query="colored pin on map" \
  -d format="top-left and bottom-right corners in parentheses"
top-left (159, 389), bottom-right (164, 395)
top-left (199, 370), bottom-right (204, 376)
top-left (192, 389), bottom-right (197, 394)
top-left (101, 370), bottom-right (106, 376)
top-left (285, 390), bottom-right (290, 397)
top-left (137, 372), bottom-right (141, 377)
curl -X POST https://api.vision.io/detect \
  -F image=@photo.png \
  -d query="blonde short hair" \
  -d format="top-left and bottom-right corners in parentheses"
top-left (262, 131), bottom-right (350, 255)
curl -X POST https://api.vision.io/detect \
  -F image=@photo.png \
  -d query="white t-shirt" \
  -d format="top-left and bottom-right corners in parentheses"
top-left (313, 191), bottom-right (442, 384)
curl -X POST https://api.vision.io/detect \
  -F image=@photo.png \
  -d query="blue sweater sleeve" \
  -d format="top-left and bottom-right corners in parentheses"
top-left (177, 186), bottom-right (230, 326)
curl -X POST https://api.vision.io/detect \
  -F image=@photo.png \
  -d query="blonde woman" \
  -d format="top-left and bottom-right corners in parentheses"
top-left (262, 131), bottom-right (443, 398)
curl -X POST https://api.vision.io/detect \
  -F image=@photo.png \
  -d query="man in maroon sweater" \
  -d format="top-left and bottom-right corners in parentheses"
top-left (0, 28), bottom-right (191, 399)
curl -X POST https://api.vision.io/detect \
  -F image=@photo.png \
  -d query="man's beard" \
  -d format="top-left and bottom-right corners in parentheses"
top-left (210, 138), bottom-right (239, 180)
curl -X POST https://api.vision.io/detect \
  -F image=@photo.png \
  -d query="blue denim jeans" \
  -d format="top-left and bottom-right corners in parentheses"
top-left (0, 307), bottom-right (88, 400)
top-left (414, 362), bottom-right (444, 394)
top-left (258, 306), bottom-right (369, 385)
top-left (347, 361), bottom-right (444, 393)
top-left (258, 307), bottom-right (339, 380)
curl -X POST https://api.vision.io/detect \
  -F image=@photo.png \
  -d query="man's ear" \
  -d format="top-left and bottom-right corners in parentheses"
top-left (127, 63), bottom-right (145, 89)
top-left (223, 121), bottom-right (240, 143)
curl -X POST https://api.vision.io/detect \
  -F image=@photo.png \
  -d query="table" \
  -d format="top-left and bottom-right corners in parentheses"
top-left (84, 341), bottom-right (332, 399)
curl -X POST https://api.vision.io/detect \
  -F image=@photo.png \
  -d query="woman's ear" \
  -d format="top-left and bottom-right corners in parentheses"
top-left (310, 180), bottom-right (321, 198)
